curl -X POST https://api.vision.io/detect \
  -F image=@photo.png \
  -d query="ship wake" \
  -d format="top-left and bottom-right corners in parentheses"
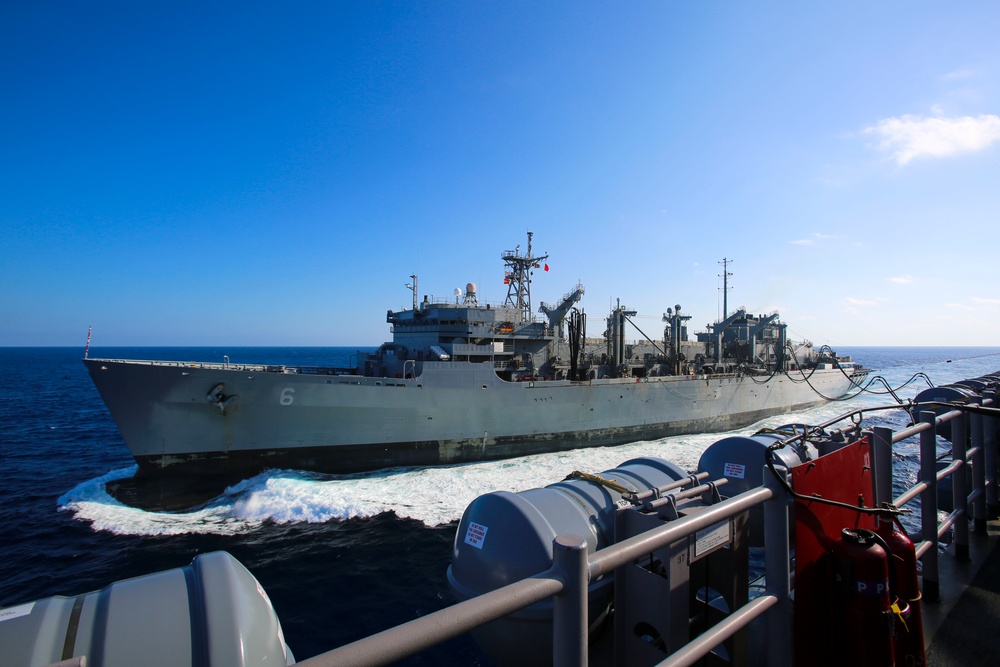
top-left (55, 434), bottom-right (727, 536)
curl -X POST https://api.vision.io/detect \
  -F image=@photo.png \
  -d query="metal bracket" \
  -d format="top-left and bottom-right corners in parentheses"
top-left (651, 494), bottom-right (679, 521)
top-left (702, 480), bottom-right (723, 505)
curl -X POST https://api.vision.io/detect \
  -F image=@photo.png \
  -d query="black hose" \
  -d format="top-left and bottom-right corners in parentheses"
top-left (764, 440), bottom-right (907, 518)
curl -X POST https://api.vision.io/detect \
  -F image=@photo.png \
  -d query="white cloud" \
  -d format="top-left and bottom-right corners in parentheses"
top-left (941, 69), bottom-right (975, 81)
top-left (971, 297), bottom-right (1000, 305)
top-left (864, 113), bottom-right (1000, 165)
top-left (790, 232), bottom-right (836, 246)
top-left (843, 296), bottom-right (883, 316)
top-left (888, 275), bottom-right (916, 284)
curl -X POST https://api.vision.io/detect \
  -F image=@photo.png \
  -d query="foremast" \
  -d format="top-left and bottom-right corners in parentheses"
top-left (502, 231), bottom-right (549, 323)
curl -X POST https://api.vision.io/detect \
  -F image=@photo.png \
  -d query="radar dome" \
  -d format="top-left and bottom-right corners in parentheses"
top-left (466, 282), bottom-right (477, 294)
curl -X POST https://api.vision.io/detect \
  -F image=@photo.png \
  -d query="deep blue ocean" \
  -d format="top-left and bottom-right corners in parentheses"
top-left (2, 345), bottom-right (1000, 664)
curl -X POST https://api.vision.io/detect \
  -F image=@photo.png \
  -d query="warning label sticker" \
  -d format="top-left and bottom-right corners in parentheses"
top-left (695, 521), bottom-right (731, 557)
top-left (0, 602), bottom-right (33, 623)
top-left (464, 521), bottom-right (489, 549)
top-left (724, 462), bottom-right (746, 479)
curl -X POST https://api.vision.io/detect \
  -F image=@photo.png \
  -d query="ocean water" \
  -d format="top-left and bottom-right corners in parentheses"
top-left (2, 345), bottom-right (1000, 664)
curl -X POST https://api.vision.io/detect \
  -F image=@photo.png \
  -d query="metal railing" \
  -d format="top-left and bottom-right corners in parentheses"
top-left (452, 343), bottom-right (512, 356)
top-left (88, 357), bottom-right (361, 376)
top-left (297, 478), bottom-right (788, 667)
top-left (295, 391), bottom-right (998, 667)
top-left (870, 389), bottom-right (997, 602)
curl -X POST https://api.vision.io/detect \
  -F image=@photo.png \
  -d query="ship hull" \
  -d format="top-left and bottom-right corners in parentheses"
top-left (84, 357), bottom-right (862, 478)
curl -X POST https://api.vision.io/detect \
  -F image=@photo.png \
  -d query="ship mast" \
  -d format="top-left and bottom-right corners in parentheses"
top-left (406, 274), bottom-right (418, 310)
top-left (502, 232), bottom-right (549, 322)
top-left (719, 258), bottom-right (733, 319)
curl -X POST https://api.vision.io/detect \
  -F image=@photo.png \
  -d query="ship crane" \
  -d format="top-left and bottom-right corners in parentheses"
top-left (539, 282), bottom-right (586, 337)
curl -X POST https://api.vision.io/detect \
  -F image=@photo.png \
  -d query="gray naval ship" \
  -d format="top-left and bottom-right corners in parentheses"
top-left (84, 233), bottom-right (866, 480)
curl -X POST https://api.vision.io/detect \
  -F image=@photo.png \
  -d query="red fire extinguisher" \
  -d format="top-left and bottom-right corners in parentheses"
top-left (832, 528), bottom-right (895, 667)
top-left (876, 517), bottom-right (926, 667)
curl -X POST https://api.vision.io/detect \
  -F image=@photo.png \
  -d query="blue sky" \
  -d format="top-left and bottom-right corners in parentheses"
top-left (3, 2), bottom-right (999, 347)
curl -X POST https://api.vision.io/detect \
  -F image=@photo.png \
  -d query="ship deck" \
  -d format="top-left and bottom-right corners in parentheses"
top-left (924, 516), bottom-right (1000, 666)
top-left (86, 356), bottom-right (359, 375)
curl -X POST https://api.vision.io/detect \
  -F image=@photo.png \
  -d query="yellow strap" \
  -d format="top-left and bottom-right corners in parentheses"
top-left (565, 471), bottom-right (635, 495)
top-left (891, 601), bottom-right (910, 633)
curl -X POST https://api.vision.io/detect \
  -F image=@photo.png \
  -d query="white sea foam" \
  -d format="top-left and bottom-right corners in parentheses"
top-left (56, 437), bottom-right (715, 536)
top-left (57, 352), bottom-right (1000, 537)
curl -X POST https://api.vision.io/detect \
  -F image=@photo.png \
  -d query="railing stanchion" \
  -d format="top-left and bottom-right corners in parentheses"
top-left (970, 397), bottom-right (987, 535)
top-left (920, 410), bottom-right (941, 601)
top-left (552, 534), bottom-right (589, 667)
top-left (763, 465), bottom-right (793, 667)
top-left (983, 389), bottom-right (998, 520)
top-left (951, 409), bottom-right (970, 560)
top-left (871, 426), bottom-right (894, 506)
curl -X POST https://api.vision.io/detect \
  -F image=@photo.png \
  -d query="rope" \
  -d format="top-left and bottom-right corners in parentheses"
top-left (564, 470), bottom-right (636, 495)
